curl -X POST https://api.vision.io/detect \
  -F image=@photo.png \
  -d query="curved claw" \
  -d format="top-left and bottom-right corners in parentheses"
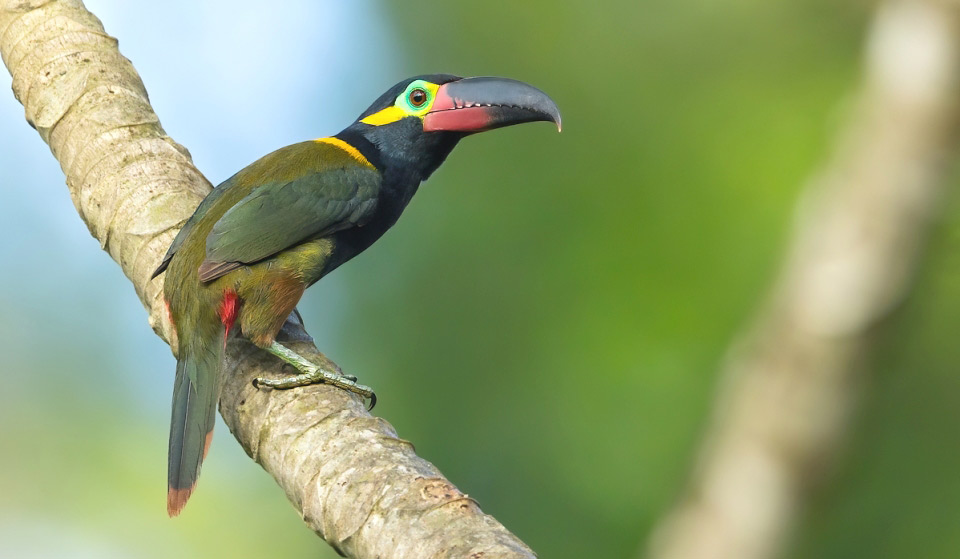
top-left (366, 391), bottom-right (377, 411)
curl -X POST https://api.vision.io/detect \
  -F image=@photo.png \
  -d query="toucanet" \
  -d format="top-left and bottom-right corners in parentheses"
top-left (152, 74), bottom-right (561, 516)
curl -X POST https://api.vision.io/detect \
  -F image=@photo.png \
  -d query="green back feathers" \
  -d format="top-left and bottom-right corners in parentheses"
top-left (200, 147), bottom-right (379, 281)
top-left (153, 140), bottom-right (380, 281)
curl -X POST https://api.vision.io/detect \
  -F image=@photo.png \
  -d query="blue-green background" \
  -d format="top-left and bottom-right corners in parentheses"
top-left (2, 2), bottom-right (959, 557)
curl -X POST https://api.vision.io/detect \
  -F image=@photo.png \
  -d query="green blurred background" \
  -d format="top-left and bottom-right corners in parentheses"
top-left (3, 1), bottom-right (959, 557)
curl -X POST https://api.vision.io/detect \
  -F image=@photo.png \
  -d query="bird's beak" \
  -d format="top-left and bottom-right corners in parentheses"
top-left (423, 77), bottom-right (562, 133)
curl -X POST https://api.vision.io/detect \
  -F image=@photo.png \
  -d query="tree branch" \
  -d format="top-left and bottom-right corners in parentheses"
top-left (0, 2), bottom-right (535, 557)
top-left (645, 1), bottom-right (960, 558)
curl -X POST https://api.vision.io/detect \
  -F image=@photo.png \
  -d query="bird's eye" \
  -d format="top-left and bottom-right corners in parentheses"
top-left (409, 88), bottom-right (428, 108)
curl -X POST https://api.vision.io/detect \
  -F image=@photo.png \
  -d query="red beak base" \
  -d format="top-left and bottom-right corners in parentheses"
top-left (423, 84), bottom-right (493, 132)
top-left (423, 77), bottom-right (562, 133)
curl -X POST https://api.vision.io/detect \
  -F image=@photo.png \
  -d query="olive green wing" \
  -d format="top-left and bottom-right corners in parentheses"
top-left (198, 164), bottom-right (380, 282)
top-left (151, 181), bottom-right (234, 279)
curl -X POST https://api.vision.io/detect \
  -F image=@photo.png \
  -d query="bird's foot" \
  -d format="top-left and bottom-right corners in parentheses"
top-left (256, 341), bottom-right (376, 410)
top-left (253, 369), bottom-right (376, 408)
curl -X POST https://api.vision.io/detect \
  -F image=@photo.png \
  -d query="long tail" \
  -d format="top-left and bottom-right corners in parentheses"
top-left (167, 333), bottom-right (223, 517)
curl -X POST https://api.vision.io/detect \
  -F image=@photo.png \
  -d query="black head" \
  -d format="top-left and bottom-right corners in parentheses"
top-left (338, 74), bottom-right (561, 181)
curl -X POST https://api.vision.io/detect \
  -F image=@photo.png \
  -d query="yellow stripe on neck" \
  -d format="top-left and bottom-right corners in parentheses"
top-left (314, 137), bottom-right (374, 168)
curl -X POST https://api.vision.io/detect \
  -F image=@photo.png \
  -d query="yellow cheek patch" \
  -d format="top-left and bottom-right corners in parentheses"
top-left (361, 106), bottom-right (408, 126)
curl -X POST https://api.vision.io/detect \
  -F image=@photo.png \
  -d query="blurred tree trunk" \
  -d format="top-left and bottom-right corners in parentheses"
top-left (645, 1), bottom-right (960, 558)
top-left (0, 2), bottom-right (535, 558)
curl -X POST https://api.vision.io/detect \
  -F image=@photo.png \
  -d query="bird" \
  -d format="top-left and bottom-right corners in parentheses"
top-left (152, 74), bottom-right (561, 517)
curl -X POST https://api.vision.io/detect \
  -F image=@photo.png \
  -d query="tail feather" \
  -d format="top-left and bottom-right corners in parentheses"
top-left (167, 334), bottom-right (223, 517)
